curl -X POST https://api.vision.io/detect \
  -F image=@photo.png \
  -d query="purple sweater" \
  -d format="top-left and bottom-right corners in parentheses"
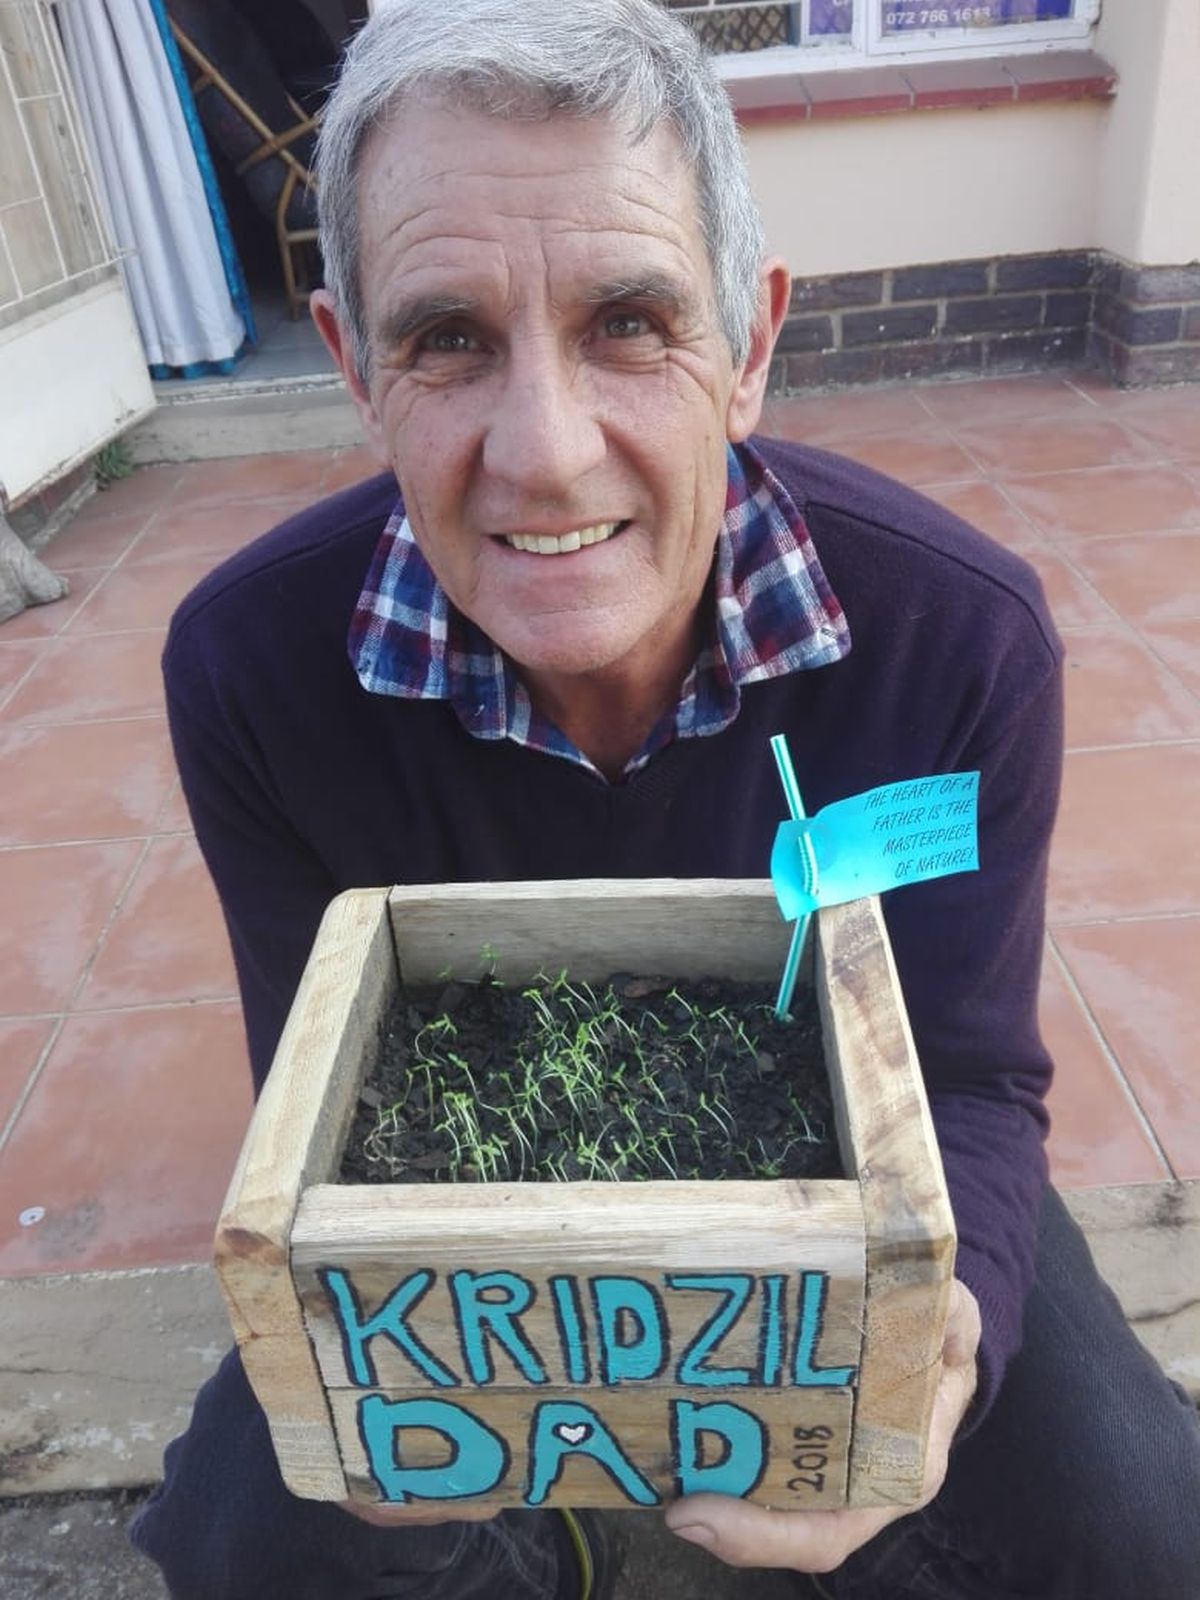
top-left (133, 437), bottom-right (1062, 1592)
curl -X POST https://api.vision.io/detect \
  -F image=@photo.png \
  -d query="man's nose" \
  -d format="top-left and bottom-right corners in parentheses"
top-left (481, 339), bottom-right (606, 498)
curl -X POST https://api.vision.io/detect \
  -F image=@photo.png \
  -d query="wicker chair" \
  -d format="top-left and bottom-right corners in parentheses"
top-left (166, 0), bottom-right (321, 318)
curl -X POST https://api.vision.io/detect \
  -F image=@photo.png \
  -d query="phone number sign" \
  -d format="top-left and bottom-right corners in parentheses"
top-left (883, 0), bottom-right (1072, 30)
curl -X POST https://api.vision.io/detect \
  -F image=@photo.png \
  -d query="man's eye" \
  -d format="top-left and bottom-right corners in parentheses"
top-left (421, 325), bottom-right (481, 354)
top-left (602, 310), bottom-right (650, 339)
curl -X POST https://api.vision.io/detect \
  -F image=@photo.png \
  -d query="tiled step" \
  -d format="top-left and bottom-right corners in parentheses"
top-left (127, 376), bottom-right (361, 464)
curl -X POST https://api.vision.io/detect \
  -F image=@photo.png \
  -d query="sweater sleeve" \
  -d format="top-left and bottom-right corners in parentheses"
top-left (163, 607), bottom-right (339, 1092)
top-left (883, 655), bottom-right (1064, 1429)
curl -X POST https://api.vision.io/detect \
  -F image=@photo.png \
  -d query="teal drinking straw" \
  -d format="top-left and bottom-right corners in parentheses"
top-left (770, 731), bottom-right (804, 823)
top-left (770, 733), bottom-right (811, 1020)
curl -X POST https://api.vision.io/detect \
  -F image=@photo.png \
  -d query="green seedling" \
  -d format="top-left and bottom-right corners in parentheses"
top-left (356, 969), bottom-right (833, 1187)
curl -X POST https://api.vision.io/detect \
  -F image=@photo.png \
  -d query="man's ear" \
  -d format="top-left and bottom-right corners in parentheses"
top-left (310, 290), bottom-right (392, 468)
top-left (725, 256), bottom-right (791, 444)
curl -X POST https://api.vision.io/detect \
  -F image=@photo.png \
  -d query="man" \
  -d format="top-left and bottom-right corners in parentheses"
top-left (131, 2), bottom-right (1200, 1596)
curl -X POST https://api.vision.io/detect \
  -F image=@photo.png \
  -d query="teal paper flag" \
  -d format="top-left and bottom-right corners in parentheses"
top-left (771, 772), bottom-right (980, 921)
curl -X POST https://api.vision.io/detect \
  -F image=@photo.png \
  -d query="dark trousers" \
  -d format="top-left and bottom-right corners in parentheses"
top-left (132, 1188), bottom-right (1200, 1599)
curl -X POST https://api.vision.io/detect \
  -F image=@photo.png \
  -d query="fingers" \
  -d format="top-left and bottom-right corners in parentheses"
top-left (943, 1279), bottom-right (983, 1372)
top-left (665, 1493), bottom-right (893, 1573)
top-left (917, 1280), bottom-right (982, 1504)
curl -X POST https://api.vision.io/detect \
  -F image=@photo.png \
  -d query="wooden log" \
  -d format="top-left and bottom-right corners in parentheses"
top-left (387, 878), bottom-right (794, 985)
top-left (214, 887), bottom-right (396, 1499)
top-left (292, 1180), bottom-right (865, 1392)
top-left (816, 896), bottom-right (956, 1508)
top-left (295, 1178), bottom-right (864, 1510)
top-left (329, 1385), bottom-right (856, 1510)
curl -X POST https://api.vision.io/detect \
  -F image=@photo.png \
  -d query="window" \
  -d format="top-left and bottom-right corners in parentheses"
top-left (666, 0), bottom-right (1100, 69)
top-left (0, 0), bottom-right (115, 328)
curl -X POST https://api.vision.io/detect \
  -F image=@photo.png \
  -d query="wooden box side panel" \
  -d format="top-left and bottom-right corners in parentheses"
top-left (388, 879), bottom-right (793, 984)
top-left (215, 887), bottom-right (398, 1500)
top-left (329, 1388), bottom-right (855, 1511)
top-left (816, 896), bottom-right (956, 1508)
top-left (293, 1181), bottom-right (865, 1390)
top-left (292, 1181), bottom-right (865, 1510)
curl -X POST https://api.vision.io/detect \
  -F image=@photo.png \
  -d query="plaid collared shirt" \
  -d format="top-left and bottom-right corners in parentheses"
top-left (348, 440), bottom-right (850, 779)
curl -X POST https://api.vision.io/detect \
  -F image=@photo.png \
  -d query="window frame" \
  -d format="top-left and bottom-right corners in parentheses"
top-left (672, 0), bottom-right (1102, 80)
top-left (0, 0), bottom-right (118, 326)
top-left (867, 0), bottom-right (1100, 58)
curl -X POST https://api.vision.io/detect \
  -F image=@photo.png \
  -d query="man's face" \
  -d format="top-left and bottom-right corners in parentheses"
top-left (319, 100), bottom-right (776, 687)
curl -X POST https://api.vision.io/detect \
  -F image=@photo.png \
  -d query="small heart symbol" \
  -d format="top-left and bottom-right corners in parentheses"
top-left (554, 1422), bottom-right (592, 1446)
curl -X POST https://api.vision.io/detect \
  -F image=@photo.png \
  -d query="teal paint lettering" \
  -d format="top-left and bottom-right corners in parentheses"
top-left (549, 1275), bottom-right (590, 1384)
top-left (525, 1402), bottom-right (660, 1507)
top-left (358, 1396), bottom-right (506, 1503)
top-left (321, 1267), bottom-right (457, 1389)
top-left (591, 1277), bottom-right (667, 1384)
top-left (448, 1270), bottom-right (547, 1386)
top-left (673, 1399), bottom-right (768, 1498)
top-left (759, 1274), bottom-right (787, 1387)
top-left (669, 1274), bottom-right (755, 1387)
top-left (792, 1272), bottom-right (856, 1388)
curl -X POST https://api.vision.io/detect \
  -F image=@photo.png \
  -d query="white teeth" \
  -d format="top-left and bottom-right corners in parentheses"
top-left (505, 522), bottom-right (620, 555)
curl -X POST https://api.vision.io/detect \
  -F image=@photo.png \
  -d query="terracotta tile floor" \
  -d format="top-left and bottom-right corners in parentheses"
top-left (2, 375), bottom-right (1198, 1280)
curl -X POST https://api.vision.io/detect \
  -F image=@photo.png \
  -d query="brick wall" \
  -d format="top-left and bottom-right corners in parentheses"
top-left (1090, 261), bottom-right (1200, 386)
top-left (770, 250), bottom-right (1200, 393)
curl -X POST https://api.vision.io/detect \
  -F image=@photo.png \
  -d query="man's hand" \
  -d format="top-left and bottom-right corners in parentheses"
top-left (663, 1279), bottom-right (981, 1573)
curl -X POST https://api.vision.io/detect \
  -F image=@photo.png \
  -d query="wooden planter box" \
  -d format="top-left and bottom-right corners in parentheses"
top-left (215, 880), bottom-right (954, 1514)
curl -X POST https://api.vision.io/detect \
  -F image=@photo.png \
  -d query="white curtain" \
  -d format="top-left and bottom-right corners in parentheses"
top-left (57, 0), bottom-right (246, 370)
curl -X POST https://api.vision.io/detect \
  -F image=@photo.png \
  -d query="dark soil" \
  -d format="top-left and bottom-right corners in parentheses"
top-left (341, 975), bottom-right (839, 1186)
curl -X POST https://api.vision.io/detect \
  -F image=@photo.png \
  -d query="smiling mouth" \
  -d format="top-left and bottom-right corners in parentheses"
top-left (502, 521), bottom-right (627, 556)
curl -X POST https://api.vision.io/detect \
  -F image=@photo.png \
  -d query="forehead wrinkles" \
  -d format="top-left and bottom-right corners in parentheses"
top-left (378, 217), bottom-right (702, 295)
top-left (354, 111), bottom-right (716, 340)
top-left (363, 162), bottom-right (700, 266)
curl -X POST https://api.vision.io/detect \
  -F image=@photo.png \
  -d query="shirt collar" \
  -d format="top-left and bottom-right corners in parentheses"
top-left (348, 439), bottom-right (849, 778)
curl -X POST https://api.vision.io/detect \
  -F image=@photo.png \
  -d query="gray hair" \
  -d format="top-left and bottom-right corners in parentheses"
top-left (315, 0), bottom-right (765, 380)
